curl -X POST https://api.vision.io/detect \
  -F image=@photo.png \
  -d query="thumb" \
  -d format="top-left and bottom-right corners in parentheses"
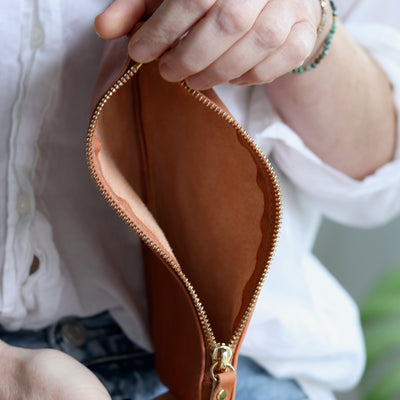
top-left (95, 0), bottom-right (146, 39)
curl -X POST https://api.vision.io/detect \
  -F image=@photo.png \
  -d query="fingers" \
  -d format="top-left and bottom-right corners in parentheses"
top-left (107, 0), bottom-right (320, 86)
top-left (95, 0), bottom-right (146, 40)
top-left (231, 20), bottom-right (317, 85)
top-left (156, 0), bottom-right (268, 82)
top-left (128, 0), bottom-right (217, 62)
top-left (187, 0), bottom-right (318, 88)
top-left (185, 0), bottom-right (297, 89)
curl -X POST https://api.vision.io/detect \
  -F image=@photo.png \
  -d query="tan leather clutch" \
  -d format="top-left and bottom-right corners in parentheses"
top-left (87, 36), bottom-right (281, 400)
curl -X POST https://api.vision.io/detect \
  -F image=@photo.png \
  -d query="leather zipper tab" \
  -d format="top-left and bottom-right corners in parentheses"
top-left (211, 370), bottom-right (237, 400)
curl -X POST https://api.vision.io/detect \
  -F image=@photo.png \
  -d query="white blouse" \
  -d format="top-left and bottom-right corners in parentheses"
top-left (1, 0), bottom-right (400, 399)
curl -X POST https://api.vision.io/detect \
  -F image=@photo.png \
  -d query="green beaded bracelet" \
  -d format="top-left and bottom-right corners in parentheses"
top-left (290, 0), bottom-right (338, 74)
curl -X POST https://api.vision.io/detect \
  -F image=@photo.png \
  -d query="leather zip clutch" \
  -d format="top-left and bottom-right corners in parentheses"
top-left (86, 36), bottom-right (281, 400)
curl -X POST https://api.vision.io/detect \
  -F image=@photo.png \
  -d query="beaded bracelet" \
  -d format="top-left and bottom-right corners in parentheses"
top-left (316, 0), bottom-right (328, 37)
top-left (290, 0), bottom-right (338, 74)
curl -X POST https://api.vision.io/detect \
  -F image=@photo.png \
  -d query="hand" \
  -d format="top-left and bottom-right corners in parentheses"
top-left (96, 1), bottom-right (397, 180)
top-left (95, 0), bottom-right (326, 89)
top-left (0, 341), bottom-right (111, 400)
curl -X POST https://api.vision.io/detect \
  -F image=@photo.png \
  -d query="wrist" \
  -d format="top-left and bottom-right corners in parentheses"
top-left (290, 0), bottom-right (337, 74)
top-left (304, 0), bottom-right (334, 65)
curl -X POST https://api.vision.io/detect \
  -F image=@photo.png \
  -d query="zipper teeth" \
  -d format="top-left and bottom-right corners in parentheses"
top-left (180, 82), bottom-right (282, 348)
top-left (86, 63), bottom-right (281, 353)
top-left (86, 63), bottom-right (217, 349)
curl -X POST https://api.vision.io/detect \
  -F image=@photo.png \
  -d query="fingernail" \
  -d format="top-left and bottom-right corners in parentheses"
top-left (186, 75), bottom-right (209, 90)
top-left (129, 39), bottom-right (151, 62)
top-left (159, 62), bottom-right (181, 82)
top-left (230, 78), bottom-right (248, 86)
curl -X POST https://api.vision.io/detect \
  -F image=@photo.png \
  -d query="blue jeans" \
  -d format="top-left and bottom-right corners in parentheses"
top-left (0, 312), bottom-right (307, 399)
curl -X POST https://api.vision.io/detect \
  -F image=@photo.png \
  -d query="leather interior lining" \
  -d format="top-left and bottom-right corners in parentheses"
top-left (136, 62), bottom-right (273, 341)
top-left (94, 79), bottom-right (175, 258)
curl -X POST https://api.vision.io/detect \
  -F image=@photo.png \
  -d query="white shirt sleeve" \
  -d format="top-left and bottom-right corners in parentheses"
top-left (246, 10), bottom-right (400, 228)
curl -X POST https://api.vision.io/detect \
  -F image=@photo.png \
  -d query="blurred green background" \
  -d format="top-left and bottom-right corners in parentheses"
top-left (313, 214), bottom-right (400, 400)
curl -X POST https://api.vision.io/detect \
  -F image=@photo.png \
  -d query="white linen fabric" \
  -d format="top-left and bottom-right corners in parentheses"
top-left (1, 0), bottom-right (400, 399)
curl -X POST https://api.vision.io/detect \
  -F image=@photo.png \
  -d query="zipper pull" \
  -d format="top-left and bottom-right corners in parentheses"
top-left (210, 344), bottom-right (235, 381)
top-left (132, 62), bottom-right (142, 72)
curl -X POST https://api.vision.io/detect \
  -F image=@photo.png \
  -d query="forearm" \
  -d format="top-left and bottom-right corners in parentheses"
top-left (264, 22), bottom-right (397, 180)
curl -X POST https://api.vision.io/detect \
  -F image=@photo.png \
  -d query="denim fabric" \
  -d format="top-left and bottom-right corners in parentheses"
top-left (0, 312), bottom-right (307, 399)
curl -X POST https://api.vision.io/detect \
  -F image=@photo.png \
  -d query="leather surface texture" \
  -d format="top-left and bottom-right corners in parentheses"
top-left (211, 371), bottom-right (237, 400)
top-left (88, 37), bottom-right (280, 400)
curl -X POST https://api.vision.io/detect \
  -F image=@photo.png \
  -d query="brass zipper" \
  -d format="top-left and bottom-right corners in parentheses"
top-left (86, 62), bottom-right (282, 372)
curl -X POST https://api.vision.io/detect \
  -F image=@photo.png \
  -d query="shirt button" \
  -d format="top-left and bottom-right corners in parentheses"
top-left (16, 192), bottom-right (31, 215)
top-left (60, 319), bottom-right (87, 347)
top-left (30, 25), bottom-right (45, 48)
